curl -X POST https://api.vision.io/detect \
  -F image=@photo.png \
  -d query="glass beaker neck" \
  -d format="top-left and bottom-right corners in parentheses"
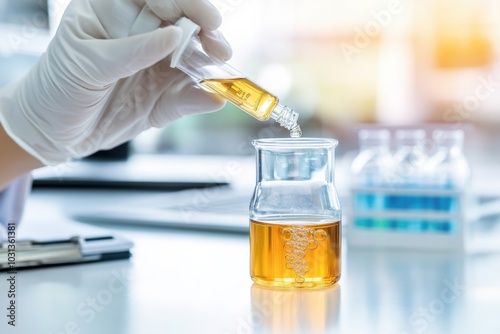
top-left (253, 138), bottom-right (337, 183)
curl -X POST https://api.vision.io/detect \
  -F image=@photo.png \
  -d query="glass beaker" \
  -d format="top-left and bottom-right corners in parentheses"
top-left (250, 138), bottom-right (342, 288)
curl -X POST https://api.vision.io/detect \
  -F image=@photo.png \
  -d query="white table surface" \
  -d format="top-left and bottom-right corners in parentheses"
top-left (1, 184), bottom-right (500, 334)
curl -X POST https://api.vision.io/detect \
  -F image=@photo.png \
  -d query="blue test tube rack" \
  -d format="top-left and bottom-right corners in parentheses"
top-left (347, 127), bottom-right (471, 251)
top-left (348, 185), bottom-right (468, 250)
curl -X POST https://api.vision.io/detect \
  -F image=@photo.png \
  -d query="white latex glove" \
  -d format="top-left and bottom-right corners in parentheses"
top-left (0, 0), bottom-right (232, 165)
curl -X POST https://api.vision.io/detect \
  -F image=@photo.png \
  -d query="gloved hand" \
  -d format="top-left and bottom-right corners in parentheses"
top-left (0, 0), bottom-right (232, 165)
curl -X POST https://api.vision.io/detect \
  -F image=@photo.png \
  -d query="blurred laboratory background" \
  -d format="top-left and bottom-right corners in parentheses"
top-left (1, 0), bottom-right (500, 162)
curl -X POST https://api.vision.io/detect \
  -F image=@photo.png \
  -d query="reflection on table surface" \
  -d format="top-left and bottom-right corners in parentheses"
top-left (343, 248), bottom-right (467, 334)
top-left (250, 284), bottom-right (340, 334)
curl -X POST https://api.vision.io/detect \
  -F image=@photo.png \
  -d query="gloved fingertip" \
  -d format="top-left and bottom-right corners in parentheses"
top-left (159, 25), bottom-right (182, 48)
top-left (211, 46), bottom-right (232, 62)
top-left (199, 7), bottom-right (223, 31)
top-left (217, 32), bottom-right (233, 60)
top-left (222, 44), bottom-right (233, 61)
top-left (200, 30), bottom-right (233, 61)
top-left (206, 13), bottom-right (223, 31)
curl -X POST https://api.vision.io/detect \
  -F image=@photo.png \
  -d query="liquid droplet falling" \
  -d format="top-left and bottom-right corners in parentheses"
top-left (290, 125), bottom-right (302, 138)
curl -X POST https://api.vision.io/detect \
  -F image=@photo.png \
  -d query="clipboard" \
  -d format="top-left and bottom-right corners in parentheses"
top-left (0, 218), bottom-right (133, 271)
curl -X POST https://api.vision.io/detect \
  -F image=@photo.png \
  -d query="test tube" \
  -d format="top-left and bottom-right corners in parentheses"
top-left (169, 18), bottom-right (301, 137)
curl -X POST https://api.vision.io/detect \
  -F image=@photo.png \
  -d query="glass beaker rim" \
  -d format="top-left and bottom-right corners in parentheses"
top-left (252, 137), bottom-right (338, 149)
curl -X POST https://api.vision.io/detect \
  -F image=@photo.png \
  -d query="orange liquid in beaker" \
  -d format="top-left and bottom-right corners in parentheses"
top-left (250, 219), bottom-right (341, 288)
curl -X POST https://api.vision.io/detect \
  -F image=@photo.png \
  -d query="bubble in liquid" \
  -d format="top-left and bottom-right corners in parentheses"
top-left (295, 277), bottom-right (305, 284)
top-left (314, 230), bottom-right (327, 241)
top-left (281, 228), bottom-right (292, 241)
top-left (290, 125), bottom-right (302, 138)
top-left (307, 240), bottom-right (318, 250)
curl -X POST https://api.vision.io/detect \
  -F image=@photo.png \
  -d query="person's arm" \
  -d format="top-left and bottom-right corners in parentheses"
top-left (0, 173), bottom-right (32, 232)
top-left (0, 122), bottom-right (42, 190)
top-left (0, 0), bottom-right (231, 235)
top-left (0, 0), bottom-right (230, 168)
